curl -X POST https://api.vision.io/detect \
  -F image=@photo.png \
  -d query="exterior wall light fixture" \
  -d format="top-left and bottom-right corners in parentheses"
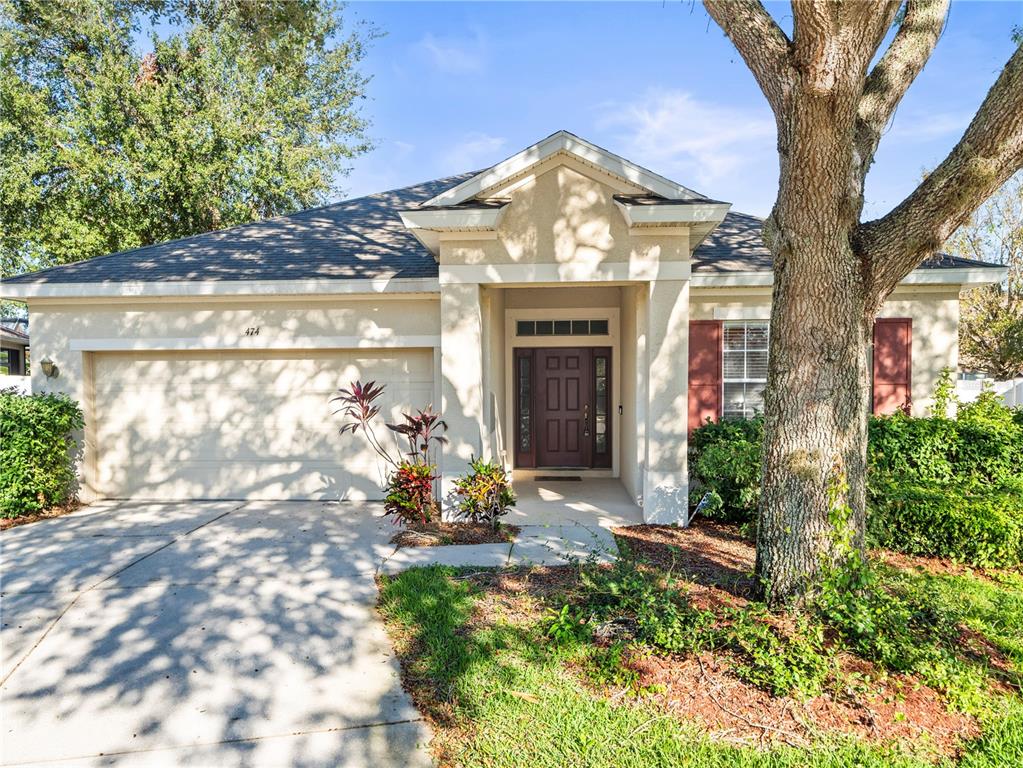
top-left (40, 357), bottom-right (59, 379)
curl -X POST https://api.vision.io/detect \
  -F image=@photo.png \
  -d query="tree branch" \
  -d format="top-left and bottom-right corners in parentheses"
top-left (790, 1), bottom-right (902, 96)
top-left (857, 43), bottom-right (1023, 298)
top-left (703, 0), bottom-right (795, 115)
top-left (855, 0), bottom-right (950, 168)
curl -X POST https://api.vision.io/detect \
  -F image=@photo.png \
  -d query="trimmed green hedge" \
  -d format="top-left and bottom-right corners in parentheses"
top-left (689, 391), bottom-right (1023, 567)
top-left (0, 390), bottom-right (85, 518)
top-left (868, 480), bottom-right (1023, 568)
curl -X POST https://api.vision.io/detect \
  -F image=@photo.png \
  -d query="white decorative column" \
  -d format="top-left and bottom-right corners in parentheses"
top-left (439, 281), bottom-right (486, 504)
top-left (643, 278), bottom-right (691, 524)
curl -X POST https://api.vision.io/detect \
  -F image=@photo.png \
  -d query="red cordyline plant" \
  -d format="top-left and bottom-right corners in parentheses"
top-left (332, 381), bottom-right (448, 524)
top-left (331, 380), bottom-right (448, 467)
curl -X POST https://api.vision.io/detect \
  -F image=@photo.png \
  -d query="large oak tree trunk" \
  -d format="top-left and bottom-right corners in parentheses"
top-left (756, 96), bottom-right (873, 602)
top-left (704, 0), bottom-right (1023, 605)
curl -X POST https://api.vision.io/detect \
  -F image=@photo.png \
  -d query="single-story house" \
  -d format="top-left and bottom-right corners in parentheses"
top-left (1, 320), bottom-right (30, 376)
top-left (0, 131), bottom-right (1007, 523)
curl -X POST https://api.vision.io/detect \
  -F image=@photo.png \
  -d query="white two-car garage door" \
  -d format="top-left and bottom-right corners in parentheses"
top-left (91, 349), bottom-right (434, 500)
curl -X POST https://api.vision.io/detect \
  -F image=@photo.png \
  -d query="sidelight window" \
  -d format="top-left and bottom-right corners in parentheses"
top-left (517, 355), bottom-right (531, 452)
top-left (594, 354), bottom-right (609, 455)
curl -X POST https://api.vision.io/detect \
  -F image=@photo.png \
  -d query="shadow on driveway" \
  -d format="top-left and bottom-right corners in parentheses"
top-left (0, 501), bottom-right (432, 767)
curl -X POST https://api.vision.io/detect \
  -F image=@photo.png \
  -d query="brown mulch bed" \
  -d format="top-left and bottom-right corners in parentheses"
top-left (457, 565), bottom-right (979, 759)
top-left (876, 549), bottom-right (1020, 580)
top-left (613, 519), bottom-right (758, 603)
top-left (390, 521), bottom-right (519, 548)
top-left (609, 648), bottom-right (977, 756)
top-left (437, 521), bottom-right (994, 759)
top-left (0, 501), bottom-right (81, 531)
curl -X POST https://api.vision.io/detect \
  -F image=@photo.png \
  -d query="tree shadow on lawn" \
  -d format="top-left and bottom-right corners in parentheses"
top-left (612, 520), bottom-right (758, 604)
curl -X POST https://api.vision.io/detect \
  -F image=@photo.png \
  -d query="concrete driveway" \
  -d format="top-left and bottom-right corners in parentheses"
top-left (0, 501), bottom-right (433, 767)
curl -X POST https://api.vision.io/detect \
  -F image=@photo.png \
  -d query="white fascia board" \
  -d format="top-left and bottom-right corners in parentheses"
top-left (398, 205), bottom-right (506, 231)
top-left (690, 266), bottom-right (1008, 288)
top-left (615, 201), bottom-right (731, 227)
top-left (690, 272), bottom-right (773, 288)
top-left (440, 261), bottom-right (692, 286)
top-left (899, 266), bottom-right (1008, 286)
top-left (425, 131), bottom-right (703, 207)
top-left (0, 276), bottom-right (441, 300)
top-left (69, 334), bottom-right (440, 352)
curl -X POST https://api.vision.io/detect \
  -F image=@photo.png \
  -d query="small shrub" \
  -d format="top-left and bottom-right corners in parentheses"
top-left (451, 456), bottom-right (516, 529)
top-left (688, 417), bottom-right (763, 522)
top-left (543, 603), bottom-right (590, 645)
top-left (723, 609), bottom-right (833, 697)
top-left (384, 461), bottom-right (437, 525)
top-left (583, 642), bottom-right (641, 689)
top-left (573, 557), bottom-right (714, 655)
top-left (0, 390), bottom-right (85, 518)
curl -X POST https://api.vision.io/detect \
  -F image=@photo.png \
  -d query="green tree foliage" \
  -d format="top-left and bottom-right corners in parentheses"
top-left (0, 0), bottom-right (374, 277)
top-left (946, 173), bottom-right (1023, 378)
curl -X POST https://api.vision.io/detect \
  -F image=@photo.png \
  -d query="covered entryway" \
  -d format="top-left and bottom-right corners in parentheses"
top-left (89, 348), bottom-right (434, 500)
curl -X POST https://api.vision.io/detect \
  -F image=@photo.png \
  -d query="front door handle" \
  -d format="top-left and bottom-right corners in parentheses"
top-left (583, 404), bottom-right (590, 436)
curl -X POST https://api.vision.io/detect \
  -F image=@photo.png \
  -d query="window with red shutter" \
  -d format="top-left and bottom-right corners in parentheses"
top-left (688, 320), bottom-right (722, 434)
top-left (872, 318), bottom-right (913, 415)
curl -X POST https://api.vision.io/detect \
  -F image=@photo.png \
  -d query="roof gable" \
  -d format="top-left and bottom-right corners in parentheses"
top-left (422, 130), bottom-right (707, 208)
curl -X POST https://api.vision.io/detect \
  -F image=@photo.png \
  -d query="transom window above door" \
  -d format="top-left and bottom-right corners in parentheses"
top-left (516, 319), bottom-right (609, 337)
top-left (722, 321), bottom-right (769, 419)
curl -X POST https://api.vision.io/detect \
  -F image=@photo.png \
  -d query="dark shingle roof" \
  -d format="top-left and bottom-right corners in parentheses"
top-left (693, 211), bottom-right (1003, 273)
top-left (693, 211), bottom-right (774, 272)
top-left (3, 173), bottom-right (475, 285)
top-left (3, 174), bottom-right (1003, 285)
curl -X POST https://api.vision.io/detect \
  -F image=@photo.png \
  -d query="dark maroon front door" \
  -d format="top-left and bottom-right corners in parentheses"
top-left (537, 348), bottom-right (590, 467)
top-left (515, 346), bottom-right (612, 469)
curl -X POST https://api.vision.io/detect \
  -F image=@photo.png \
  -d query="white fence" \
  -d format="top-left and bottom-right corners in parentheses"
top-left (956, 377), bottom-right (1023, 407)
top-left (0, 375), bottom-right (31, 394)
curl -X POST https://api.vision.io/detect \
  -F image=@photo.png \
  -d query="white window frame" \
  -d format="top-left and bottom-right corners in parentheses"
top-left (721, 320), bottom-right (769, 420)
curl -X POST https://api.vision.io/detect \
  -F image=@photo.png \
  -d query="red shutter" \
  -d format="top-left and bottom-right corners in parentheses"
top-left (688, 320), bottom-right (722, 435)
top-left (873, 318), bottom-right (912, 415)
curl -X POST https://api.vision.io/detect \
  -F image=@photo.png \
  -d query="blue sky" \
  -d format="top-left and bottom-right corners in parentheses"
top-left (340, 1), bottom-right (1022, 219)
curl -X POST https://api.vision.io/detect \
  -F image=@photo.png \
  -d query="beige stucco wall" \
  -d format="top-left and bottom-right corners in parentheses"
top-left (483, 286), bottom-right (506, 464)
top-left (439, 156), bottom-right (691, 270)
top-left (504, 285), bottom-right (622, 310)
top-left (689, 286), bottom-right (961, 417)
top-left (26, 295), bottom-right (440, 500)
top-left (620, 285), bottom-right (642, 502)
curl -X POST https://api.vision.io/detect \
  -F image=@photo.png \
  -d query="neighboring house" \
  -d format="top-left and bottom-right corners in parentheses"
top-left (1, 321), bottom-right (29, 376)
top-left (0, 132), bottom-right (1007, 522)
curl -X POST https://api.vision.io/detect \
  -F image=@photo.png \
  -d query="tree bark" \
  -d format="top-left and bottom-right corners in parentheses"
top-left (703, 0), bottom-right (1023, 605)
top-left (754, 59), bottom-right (872, 602)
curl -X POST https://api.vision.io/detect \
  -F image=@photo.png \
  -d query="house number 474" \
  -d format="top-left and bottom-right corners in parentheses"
top-left (244, 327), bottom-right (260, 336)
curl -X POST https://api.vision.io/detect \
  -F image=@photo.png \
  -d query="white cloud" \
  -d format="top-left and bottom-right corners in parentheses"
top-left (597, 88), bottom-right (775, 195)
top-left (416, 30), bottom-right (488, 74)
top-left (441, 133), bottom-right (507, 172)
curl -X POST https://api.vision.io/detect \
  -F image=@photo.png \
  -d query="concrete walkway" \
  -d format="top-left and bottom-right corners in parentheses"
top-left (0, 501), bottom-right (433, 768)
top-left (377, 523), bottom-right (619, 574)
top-left (377, 478), bottom-right (634, 574)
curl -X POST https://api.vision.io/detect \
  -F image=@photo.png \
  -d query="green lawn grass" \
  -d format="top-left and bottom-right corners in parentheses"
top-left (378, 564), bottom-right (1023, 768)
